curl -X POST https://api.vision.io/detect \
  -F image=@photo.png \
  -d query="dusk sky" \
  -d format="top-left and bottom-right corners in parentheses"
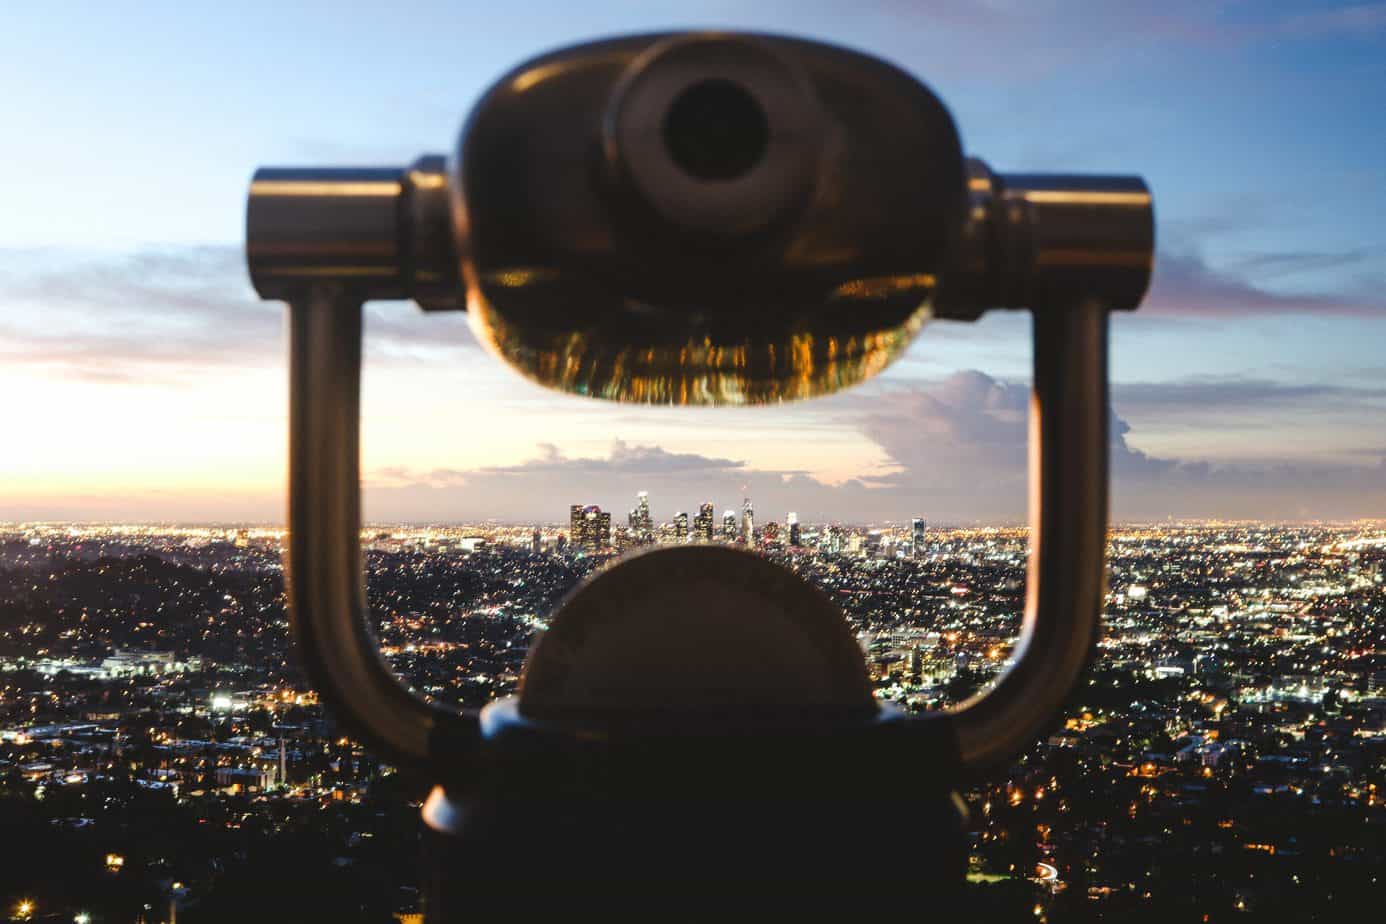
top-left (2, 1), bottom-right (1384, 524)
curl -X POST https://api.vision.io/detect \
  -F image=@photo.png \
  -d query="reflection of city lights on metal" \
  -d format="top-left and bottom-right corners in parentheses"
top-left (74, 913), bottom-right (91, 924)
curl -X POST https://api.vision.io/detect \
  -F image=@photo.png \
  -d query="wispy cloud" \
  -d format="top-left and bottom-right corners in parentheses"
top-left (368, 440), bottom-right (751, 491)
top-left (0, 245), bottom-right (476, 383)
top-left (1225, 250), bottom-right (1375, 280)
top-left (1112, 376), bottom-right (1386, 413)
top-left (364, 371), bottom-right (1386, 522)
top-left (481, 440), bottom-right (749, 477)
top-left (1143, 249), bottom-right (1383, 319)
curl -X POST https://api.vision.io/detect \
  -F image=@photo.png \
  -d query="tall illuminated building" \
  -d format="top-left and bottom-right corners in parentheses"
top-left (674, 511), bottom-right (689, 541)
top-left (740, 496), bottom-right (754, 543)
top-left (576, 505), bottom-right (611, 551)
top-left (583, 507), bottom-right (599, 551)
top-left (570, 505), bottom-right (584, 545)
top-left (694, 503), bottom-right (715, 542)
top-left (722, 510), bottom-right (738, 541)
top-left (637, 491), bottom-right (652, 535)
top-left (631, 491), bottom-right (654, 545)
top-left (912, 517), bottom-right (926, 558)
top-left (531, 528), bottom-right (542, 554)
top-left (787, 512), bottom-right (801, 547)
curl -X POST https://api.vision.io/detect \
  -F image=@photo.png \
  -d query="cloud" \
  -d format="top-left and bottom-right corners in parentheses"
top-left (0, 245), bottom-right (475, 383)
top-left (1225, 250), bottom-right (1374, 279)
top-left (3, 222), bottom-right (1379, 392)
top-left (481, 440), bottom-right (749, 477)
top-left (1112, 376), bottom-right (1386, 414)
top-left (852, 370), bottom-right (1176, 486)
top-left (1141, 249), bottom-right (1383, 319)
top-left (362, 370), bottom-right (1386, 523)
top-left (3, 233), bottom-right (1381, 522)
top-left (365, 440), bottom-right (752, 501)
top-left (365, 440), bottom-right (800, 522)
top-left (852, 372), bottom-right (1386, 518)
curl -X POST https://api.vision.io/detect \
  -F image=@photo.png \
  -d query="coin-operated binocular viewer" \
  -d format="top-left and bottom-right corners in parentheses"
top-left (246, 32), bottom-right (1151, 916)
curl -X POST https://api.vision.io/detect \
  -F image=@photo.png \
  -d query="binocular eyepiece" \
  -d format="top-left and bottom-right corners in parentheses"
top-left (249, 32), bottom-right (1151, 405)
top-left (603, 34), bottom-right (838, 239)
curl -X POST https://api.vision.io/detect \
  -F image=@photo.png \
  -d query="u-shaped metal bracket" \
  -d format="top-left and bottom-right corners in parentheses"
top-left (284, 286), bottom-right (1116, 777)
top-left (250, 92), bottom-right (1151, 780)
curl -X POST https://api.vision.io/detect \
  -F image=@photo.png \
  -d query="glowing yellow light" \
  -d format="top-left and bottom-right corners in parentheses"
top-left (1023, 189), bottom-right (1150, 206)
top-left (248, 180), bottom-right (400, 198)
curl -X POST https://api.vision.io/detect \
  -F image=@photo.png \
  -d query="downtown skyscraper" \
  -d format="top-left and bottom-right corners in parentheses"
top-left (694, 503), bottom-right (715, 542)
top-left (629, 491), bottom-right (654, 545)
top-left (569, 503), bottom-right (611, 551)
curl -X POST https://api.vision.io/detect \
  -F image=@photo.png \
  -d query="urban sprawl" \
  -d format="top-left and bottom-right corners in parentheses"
top-left (1, 507), bottom-right (1383, 921)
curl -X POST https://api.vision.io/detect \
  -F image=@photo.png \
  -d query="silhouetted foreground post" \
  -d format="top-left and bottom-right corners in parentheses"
top-left (245, 31), bottom-right (1153, 917)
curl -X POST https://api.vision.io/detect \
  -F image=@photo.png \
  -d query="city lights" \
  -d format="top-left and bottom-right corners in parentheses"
top-left (0, 516), bottom-right (1382, 917)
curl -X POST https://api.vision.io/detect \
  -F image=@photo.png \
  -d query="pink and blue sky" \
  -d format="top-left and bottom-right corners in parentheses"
top-left (1, 1), bottom-right (1384, 523)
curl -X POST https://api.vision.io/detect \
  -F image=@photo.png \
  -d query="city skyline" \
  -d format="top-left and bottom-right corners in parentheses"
top-left (2, 1), bottom-right (1384, 523)
top-left (2, 519), bottom-right (1382, 917)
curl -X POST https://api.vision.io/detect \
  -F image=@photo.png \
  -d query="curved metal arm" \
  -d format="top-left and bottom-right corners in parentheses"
top-left (253, 89), bottom-right (1148, 780)
top-left (288, 286), bottom-right (469, 766)
top-left (944, 301), bottom-right (1109, 776)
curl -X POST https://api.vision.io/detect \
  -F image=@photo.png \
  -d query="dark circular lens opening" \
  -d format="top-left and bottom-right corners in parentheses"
top-left (662, 79), bottom-right (769, 181)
